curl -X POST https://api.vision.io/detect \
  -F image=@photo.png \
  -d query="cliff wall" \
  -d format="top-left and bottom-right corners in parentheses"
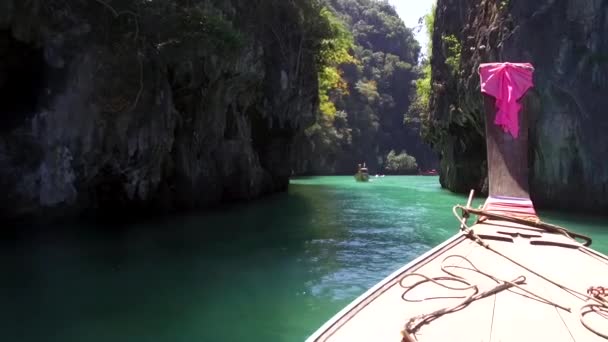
top-left (0, 0), bottom-right (320, 220)
top-left (429, 0), bottom-right (608, 212)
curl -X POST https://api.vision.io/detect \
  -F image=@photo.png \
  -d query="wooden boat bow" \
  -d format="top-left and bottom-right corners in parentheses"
top-left (306, 62), bottom-right (608, 342)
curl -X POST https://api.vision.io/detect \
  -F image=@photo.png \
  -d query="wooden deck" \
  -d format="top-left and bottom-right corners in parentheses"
top-left (306, 219), bottom-right (608, 342)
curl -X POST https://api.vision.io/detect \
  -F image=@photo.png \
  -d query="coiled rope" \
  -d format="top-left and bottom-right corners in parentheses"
top-left (399, 255), bottom-right (569, 341)
top-left (400, 191), bottom-right (608, 341)
top-left (583, 287), bottom-right (608, 339)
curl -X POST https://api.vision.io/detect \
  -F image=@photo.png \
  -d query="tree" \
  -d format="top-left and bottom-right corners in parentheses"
top-left (385, 150), bottom-right (418, 174)
top-left (301, 0), bottom-right (429, 173)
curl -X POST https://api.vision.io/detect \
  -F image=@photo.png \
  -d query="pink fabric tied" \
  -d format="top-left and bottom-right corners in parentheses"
top-left (479, 62), bottom-right (534, 138)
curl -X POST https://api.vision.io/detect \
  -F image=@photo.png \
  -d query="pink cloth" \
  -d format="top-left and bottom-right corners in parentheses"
top-left (483, 196), bottom-right (537, 219)
top-left (479, 62), bottom-right (534, 138)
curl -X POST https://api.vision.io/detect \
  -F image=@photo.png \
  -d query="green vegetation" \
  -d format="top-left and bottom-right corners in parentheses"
top-left (183, 8), bottom-right (244, 52)
top-left (125, 0), bottom-right (433, 175)
top-left (385, 150), bottom-right (418, 174)
top-left (317, 7), bottom-right (356, 116)
top-left (300, 0), bottom-right (431, 174)
top-left (423, 6), bottom-right (435, 58)
top-left (442, 34), bottom-right (461, 75)
top-left (407, 3), bottom-right (464, 147)
top-left (406, 2), bottom-right (435, 141)
top-left (134, 2), bottom-right (248, 57)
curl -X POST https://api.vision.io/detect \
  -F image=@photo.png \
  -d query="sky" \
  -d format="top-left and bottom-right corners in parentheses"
top-left (387, 0), bottom-right (435, 55)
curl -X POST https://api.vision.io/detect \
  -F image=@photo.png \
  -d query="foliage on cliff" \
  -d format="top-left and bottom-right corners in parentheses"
top-left (316, 7), bottom-right (357, 117)
top-left (406, 3), bottom-right (436, 146)
top-left (385, 150), bottom-right (418, 174)
top-left (296, 0), bottom-right (434, 175)
top-left (0, 0), bottom-right (357, 220)
top-left (408, 1), bottom-right (490, 193)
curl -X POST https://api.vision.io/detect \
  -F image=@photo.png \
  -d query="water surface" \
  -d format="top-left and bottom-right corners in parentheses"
top-left (1, 176), bottom-right (607, 341)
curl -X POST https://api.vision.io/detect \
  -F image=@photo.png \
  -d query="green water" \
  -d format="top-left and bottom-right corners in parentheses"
top-left (2, 176), bottom-right (608, 342)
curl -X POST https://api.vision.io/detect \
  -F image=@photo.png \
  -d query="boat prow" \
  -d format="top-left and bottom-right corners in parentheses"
top-left (306, 63), bottom-right (608, 342)
top-left (307, 210), bottom-right (608, 342)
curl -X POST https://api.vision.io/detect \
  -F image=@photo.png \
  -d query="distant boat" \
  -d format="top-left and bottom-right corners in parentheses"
top-left (420, 169), bottom-right (438, 176)
top-left (354, 167), bottom-right (370, 182)
top-left (306, 62), bottom-right (608, 342)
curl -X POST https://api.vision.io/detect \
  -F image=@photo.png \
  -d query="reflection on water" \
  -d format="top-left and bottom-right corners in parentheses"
top-left (0, 176), bottom-right (606, 342)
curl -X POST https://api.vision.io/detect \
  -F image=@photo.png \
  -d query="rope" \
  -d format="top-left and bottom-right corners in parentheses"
top-left (399, 197), bottom-right (607, 341)
top-left (456, 205), bottom-right (593, 246)
top-left (581, 303), bottom-right (608, 339)
top-left (452, 205), bottom-right (598, 303)
top-left (582, 288), bottom-right (608, 339)
top-left (399, 255), bottom-right (570, 341)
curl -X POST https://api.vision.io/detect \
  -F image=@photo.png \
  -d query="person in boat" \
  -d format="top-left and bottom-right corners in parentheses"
top-left (360, 162), bottom-right (368, 173)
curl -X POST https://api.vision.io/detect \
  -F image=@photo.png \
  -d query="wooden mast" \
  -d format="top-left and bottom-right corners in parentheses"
top-left (482, 65), bottom-right (534, 199)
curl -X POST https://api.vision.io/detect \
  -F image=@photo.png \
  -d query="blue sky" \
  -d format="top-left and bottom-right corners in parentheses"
top-left (387, 0), bottom-right (435, 55)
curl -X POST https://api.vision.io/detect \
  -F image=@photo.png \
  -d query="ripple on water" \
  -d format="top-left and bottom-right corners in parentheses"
top-left (304, 222), bottom-right (432, 302)
top-left (306, 241), bottom-right (432, 301)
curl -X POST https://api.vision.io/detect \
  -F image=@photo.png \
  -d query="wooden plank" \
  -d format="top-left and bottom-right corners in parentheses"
top-left (486, 239), bottom-right (575, 342)
top-left (414, 243), bottom-right (504, 342)
top-left (490, 284), bottom-right (575, 342)
top-left (512, 245), bottom-right (608, 341)
top-left (483, 93), bottom-right (533, 199)
top-left (484, 230), bottom-right (608, 342)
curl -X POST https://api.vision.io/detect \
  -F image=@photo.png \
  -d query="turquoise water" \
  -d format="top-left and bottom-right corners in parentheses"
top-left (1, 176), bottom-right (607, 341)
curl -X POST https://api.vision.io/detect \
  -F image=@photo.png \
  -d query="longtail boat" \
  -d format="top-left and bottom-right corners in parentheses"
top-left (306, 63), bottom-right (608, 341)
top-left (355, 167), bottom-right (370, 182)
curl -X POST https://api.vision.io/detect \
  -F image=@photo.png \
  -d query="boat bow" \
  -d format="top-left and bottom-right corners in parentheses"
top-left (306, 62), bottom-right (608, 342)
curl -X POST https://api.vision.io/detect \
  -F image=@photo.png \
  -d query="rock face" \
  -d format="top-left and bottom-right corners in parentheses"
top-left (429, 0), bottom-right (608, 213)
top-left (0, 0), bottom-right (319, 220)
top-left (291, 0), bottom-right (437, 176)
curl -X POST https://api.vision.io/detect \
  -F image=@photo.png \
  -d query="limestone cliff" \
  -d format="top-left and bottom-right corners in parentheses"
top-left (428, 0), bottom-right (608, 213)
top-left (0, 0), bottom-right (320, 220)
